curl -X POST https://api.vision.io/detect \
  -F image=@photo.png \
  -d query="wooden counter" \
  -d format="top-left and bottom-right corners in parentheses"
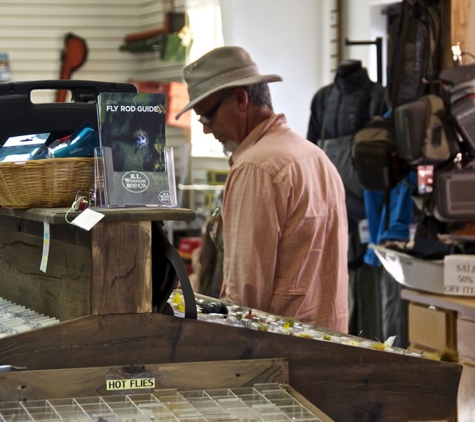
top-left (0, 207), bottom-right (463, 422)
top-left (401, 288), bottom-right (475, 421)
top-left (0, 311), bottom-right (462, 422)
top-left (401, 288), bottom-right (475, 320)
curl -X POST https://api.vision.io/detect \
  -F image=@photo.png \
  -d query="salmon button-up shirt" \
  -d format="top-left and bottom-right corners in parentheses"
top-left (220, 114), bottom-right (349, 333)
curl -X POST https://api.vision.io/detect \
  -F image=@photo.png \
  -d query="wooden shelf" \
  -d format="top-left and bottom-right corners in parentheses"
top-left (0, 206), bottom-right (196, 225)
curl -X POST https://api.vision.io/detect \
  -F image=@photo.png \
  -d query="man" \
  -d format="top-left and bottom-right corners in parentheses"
top-left (176, 46), bottom-right (349, 332)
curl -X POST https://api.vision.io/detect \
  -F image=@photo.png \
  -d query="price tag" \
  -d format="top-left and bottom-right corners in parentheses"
top-left (444, 255), bottom-right (475, 296)
top-left (40, 221), bottom-right (50, 273)
top-left (358, 219), bottom-right (370, 244)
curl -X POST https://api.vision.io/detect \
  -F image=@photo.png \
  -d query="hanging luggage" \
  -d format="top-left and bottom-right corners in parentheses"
top-left (440, 62), bottom-right (475, 156)
top-left (393, 94), bottom-right (457, 165)
top-left (433, 168), bottom-right (475, 222)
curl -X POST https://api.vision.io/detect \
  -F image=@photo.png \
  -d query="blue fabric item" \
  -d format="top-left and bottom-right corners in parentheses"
top-left (364, 171), bottom-right (417, 266)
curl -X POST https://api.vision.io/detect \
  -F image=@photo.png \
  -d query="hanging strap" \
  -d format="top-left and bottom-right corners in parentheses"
top-left (154, 222), bottom-right (197, 320)
top-left (319, 85), bottom-right (333, 147)
top-left (383, 190), bottom-right (391, 232)
top-left (391, 0), bottom-right (411, 110)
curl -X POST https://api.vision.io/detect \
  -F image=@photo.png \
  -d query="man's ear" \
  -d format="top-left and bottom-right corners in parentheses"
top-left (232, 87), bottom-right (248, 111)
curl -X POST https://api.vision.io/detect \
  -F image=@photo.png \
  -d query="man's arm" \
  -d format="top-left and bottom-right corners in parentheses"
top-left (221, 163), bottom-right (281, 312)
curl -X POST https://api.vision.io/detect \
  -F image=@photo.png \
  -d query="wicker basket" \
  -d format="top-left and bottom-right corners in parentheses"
top-left (0, 157), bottom-right (95, 208)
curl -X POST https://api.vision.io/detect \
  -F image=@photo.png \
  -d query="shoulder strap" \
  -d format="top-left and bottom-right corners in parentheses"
top-left (153, 222), bottom-right (197, 319)
top-left (383, 190), bottom-right (391, 231)
top-left (425, 0), bottom-right (443, 92)
top-left (391, 0), bottom-right (411, 110)
top-left (426, 94), bottom-right (458, 159)
top-left (369, 84), bottom-right (387, 118)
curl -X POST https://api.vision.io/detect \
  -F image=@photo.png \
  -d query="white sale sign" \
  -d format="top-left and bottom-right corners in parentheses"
top-left (444, 255), bottom-right (475, 296)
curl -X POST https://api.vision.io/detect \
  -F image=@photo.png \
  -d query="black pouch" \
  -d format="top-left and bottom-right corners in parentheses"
top-left (433, 169), bottom-right (475, 222)
top-left (352, 116), bottom-right (407, 192)
top-left (450, 94), bottom-right (475, 155)
top-left (440, 63), bottom-right (475, 156)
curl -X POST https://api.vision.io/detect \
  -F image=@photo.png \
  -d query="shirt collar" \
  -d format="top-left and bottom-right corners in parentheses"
top-left (229, 113), bottom-right (288, 166)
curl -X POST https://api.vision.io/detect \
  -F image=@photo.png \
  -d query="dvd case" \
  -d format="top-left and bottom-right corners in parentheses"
top-left (95, 92), bottom-right (177, 207)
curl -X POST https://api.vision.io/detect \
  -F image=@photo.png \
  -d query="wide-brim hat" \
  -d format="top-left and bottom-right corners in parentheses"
top-left (175, 46), bottom-right (283, 119)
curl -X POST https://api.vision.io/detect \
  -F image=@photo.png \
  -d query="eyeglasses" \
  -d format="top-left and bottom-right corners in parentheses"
top-left (198, 95), bottom-right (227, 126)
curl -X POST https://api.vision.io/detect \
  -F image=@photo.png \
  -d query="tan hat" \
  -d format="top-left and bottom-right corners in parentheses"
top-left (175, 46), bottom-right (283, 119)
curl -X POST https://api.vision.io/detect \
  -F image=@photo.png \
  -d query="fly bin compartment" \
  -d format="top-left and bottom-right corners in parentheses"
top-left (0, 80), bottom-right (137, 208)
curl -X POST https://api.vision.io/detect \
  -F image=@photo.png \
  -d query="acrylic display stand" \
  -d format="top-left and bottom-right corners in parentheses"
top-left (94, 146), bottom-right (178, 208)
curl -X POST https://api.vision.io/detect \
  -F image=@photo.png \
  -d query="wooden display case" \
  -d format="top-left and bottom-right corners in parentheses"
top-left (0, 207), bottom-right (463, 422)
top-left (0, 358), bottom-right (334, 422)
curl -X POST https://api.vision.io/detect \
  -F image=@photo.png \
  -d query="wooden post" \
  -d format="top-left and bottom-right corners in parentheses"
top-left (91, 220), bottom-right (152, 314)
top-left (451, 0), bottom-right (475, 57)
top-left (445, 0), bottom-right (475, 68)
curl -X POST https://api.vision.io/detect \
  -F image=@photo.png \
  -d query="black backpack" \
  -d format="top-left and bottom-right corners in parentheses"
top-left (386, 0), bottom-right (442, 108)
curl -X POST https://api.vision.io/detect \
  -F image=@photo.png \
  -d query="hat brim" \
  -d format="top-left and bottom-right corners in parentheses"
top-left (175, 73), bottom-right (283, 120)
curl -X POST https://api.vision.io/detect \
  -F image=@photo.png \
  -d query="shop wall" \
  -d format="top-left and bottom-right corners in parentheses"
top-left (340, 0), bottom-right (392, 85)
top-left (0, 0), bottom-right (184, 93)
top-left (0, 0), bottom-right (190, 105)
top-left (220, 0), bottom-right (336, 139)
top-left (340, 0), bottom-right (372, 73)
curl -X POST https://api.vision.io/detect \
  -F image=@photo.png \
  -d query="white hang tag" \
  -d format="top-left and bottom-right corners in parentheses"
top-left (71, 208), bottom-right (105, 231)
top-left (40, 221), bottom-right (50, 273)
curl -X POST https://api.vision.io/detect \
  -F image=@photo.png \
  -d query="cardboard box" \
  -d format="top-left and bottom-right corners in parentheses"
top-left (128, 79), bottom-right (191, 128)
top-left (408, 302), bottom-right (456, 351)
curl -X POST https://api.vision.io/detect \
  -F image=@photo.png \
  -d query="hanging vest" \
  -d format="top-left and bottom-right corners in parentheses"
top-left (307, 68), bottom-right (386, 232)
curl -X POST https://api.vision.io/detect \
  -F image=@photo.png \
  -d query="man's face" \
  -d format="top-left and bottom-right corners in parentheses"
top-left (194, 91), bottom-right (240, 154)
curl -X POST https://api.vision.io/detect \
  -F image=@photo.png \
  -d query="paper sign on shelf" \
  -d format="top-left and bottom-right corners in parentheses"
top-left (444, 254), bottom-right (475, 296)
